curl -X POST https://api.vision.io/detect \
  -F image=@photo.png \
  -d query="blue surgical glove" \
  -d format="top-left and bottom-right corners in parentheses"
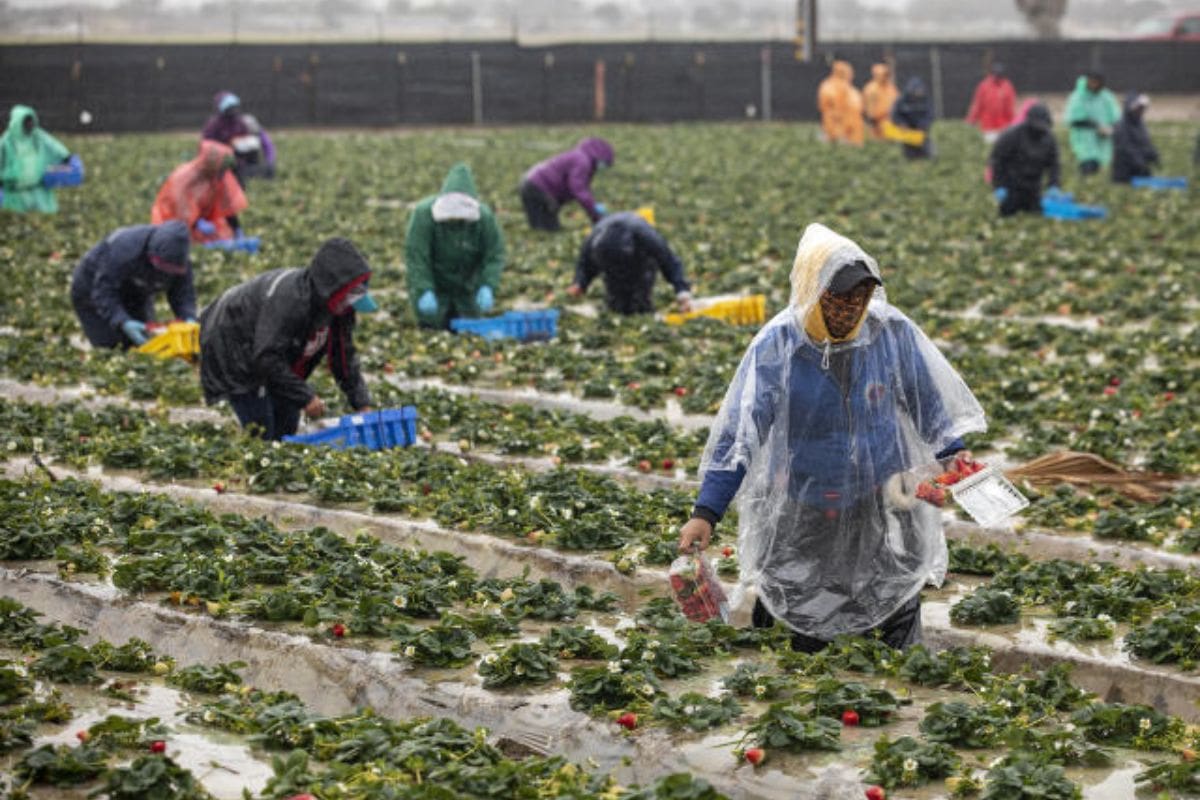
top-left (993, 187), bottom-right (1008, 202)
top-left (594, 202), bottom-right (608, 217)
top-left (184, 317), bottom-right (198, 324)
top-left (195, 219), bottom-right (216, 236)
top-left (417, 290), bottom-right (438, 316)
top-left (121, 319), bottom-right (149, 345)
top-left (475, 285), bottom-right (494, 312)
top-left (233, 227), bottom-right (244, 240)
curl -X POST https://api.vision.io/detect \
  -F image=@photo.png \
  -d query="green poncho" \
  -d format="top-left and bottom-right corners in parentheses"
top-left (404, 163), bottom-right (506, 328)
top-left (1065, 77), bottom-right (1121, 168)
top-left (0, 105), bottom-right (70, 213)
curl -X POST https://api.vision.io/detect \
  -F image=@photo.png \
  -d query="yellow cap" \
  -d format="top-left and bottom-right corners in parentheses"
top-left (635, 206), bottom-right (656, 226)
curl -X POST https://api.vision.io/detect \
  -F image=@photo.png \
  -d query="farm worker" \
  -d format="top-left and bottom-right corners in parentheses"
top-left (519, 137), bottom-right (614, 231)
top-left (70, 221), bottom-right (196, 349)
top-left (1065, 71), bottom-right (1121, 176)
top-left (201, 91), bottom-right (276, 184)
top-left (0, 105), bottom-right (72, 213)
top-left (1111, 93), bottom-right (1159, 184)
top-left (989, 103), bottom-right (1061, 217)
top-left (892, 77), bottom-right (935, 159)
top-left (677, 223), bottom-right (986, 653)
top-left (567, 209), bottom-right (693, 315)
top-left (406, 163), bottom-right (506, 329)
top-left (862, 63), bottom-right (899, 140)
top-left (965, 62), bottom-right (1017, 144)
top-left (817, 60), bottom-right (864, 145)
top-left (199, 238), bottom-right (377, 441)
top-left (151, 140), bottom-right (248, 244)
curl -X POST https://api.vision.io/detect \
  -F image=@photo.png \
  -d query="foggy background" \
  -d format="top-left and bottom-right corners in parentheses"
top-left (2, 0), bottom-right (1196, 42)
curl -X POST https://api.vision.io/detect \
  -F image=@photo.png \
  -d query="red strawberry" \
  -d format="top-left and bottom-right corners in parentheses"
top-left (1164, 392), bottom-right (1176, 402)
top-left (422, 483), bottom-right (433, 495)
top-left (331, 623), bottom-right (346, 638)
top-left (865, 786), bottom-right (886, 800)
top-left (721, 546), bottom-right (734, 558)
top-left (841, 709), bottom-right (860, 726)
top-left (382, 362), bottom-right (395, 374)
top-left (627, 381), bottom-right (641, 390)
top-left (674, 386), bottom-right (689, 397)
top-left (744, 747), bottom-right (765, 766)
top-left (76, 730), bottom-right (90, 743)
top-left (1109, 376), bottom-right (1121, 387)
top-left (212, 481), bottom-right (226, 494)
top-left (616, 712), bottom-right (637, 730)
top-left (149, 740), bottom-right (166, 754)
top-left (1103, 386), bottom-right (1117, 396)
top-left (661, 459), bottom-right (674, 471)
top-left (637, 460), bottom-right (652, 473)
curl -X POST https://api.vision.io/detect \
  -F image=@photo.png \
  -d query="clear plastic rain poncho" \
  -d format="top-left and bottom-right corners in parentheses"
top-left (699, 223), bottom-right (987, 639)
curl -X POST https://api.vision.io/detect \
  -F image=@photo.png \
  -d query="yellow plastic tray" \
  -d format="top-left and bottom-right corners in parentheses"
top-left (136, 321), bottom-right (200, 361)
top-left (664, 294), bottom-right (766, 327)
top-left (881, 119), bottom-right (926, 146)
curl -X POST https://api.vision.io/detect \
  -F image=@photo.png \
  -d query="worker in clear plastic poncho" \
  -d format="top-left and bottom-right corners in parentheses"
top-left (678, 223), bottom-right (986, 652)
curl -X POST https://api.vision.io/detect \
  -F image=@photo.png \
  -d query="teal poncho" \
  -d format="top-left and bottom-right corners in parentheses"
top-left (0, 105), bottom-right (70, 213)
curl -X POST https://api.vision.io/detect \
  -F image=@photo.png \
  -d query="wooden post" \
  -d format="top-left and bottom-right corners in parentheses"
top-left (594, 59), bottom-right (606, 121)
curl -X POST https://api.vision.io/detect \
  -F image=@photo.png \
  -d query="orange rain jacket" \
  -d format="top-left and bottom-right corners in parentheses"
top-left (863, 63), bottom-right (900, 139)
top-left (151, 140), bottom-right (248, 243)
top-left (817, 61), bottom-right (864, 145)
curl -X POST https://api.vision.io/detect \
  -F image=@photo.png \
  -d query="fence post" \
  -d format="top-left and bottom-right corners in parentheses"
top-left (929, 45), bottom-right (944, 119)
top-left (760, 45), bottom-right (773, 122)
top-left (471, 51), bottom-right (483, 125)
top-left (594, 59), bottom-right (606, 121)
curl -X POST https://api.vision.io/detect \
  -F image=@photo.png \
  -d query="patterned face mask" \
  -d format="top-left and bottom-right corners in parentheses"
top-left (819, 283), bottom-right (873, 338)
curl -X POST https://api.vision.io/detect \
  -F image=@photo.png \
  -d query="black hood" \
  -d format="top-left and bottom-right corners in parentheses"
top-left (1024, 103), bottom-right (1053, 133)
top-left (308, 238), bottom-right (371, 302)
top-left (147, 221), bottom-right (191, 275)
top-left (591, 214), bottom-right (639, 269)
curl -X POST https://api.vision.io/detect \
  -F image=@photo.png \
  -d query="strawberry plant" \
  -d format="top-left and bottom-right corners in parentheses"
top-left (94, 754), bottom-right (214, 800)
top-left (167, 661), bottom-right (246, 694)
top-left (949, 588), bottom-right (1020, 626)
top-left (13, 742), bottom-right (109, 786)
top-left (742, 703), bottom-right (842, 752)
top-left (865, 735), bottom-right (961, 789)
top-left (795, 678), bottom-right (903, 727)
top-left (393, 619), bottom-right (477, 668)
top-left (1070, 702), bottom-right (1186, 750)
top-left (567, 663), bottom-right (662, 713)
top-left (540, 625), bottom-right (618, 660)
top-left (477, 642), bottom-right (559, 689)
top-left (919, 702), bottom-right (1010, 748)
top-left (30, 643), bottom-right (98, 684)
top-left (981, 756), bottom-right (1080, 800)
top-left (1136, 758), bottom-right (1200, 795)
top-left (1125, 605), bottom-right (1200, 669)
top-left (651, 692), bottom-right (742, 732)
top-left (722, 663), bottom-right (793, 701)
top-left (898, 645), bottom-right (992, 688)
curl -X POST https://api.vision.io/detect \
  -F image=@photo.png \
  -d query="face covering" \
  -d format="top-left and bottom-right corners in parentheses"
top-left (818, 283), bottom-right (873, 339)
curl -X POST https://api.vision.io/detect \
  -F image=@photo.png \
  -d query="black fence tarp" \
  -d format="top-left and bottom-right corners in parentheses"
top-left (0, 39), bottom-right (1195, 133)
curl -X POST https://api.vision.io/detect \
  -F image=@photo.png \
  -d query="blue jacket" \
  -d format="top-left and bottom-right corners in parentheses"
top-left (697, 314), bottom-right (963, 518)
top-left (574, 212), bottom-right (690, 314)
top-left (70, 222), bottom-right (196, 329)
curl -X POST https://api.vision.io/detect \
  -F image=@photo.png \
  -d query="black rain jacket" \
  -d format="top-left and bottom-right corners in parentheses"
top-left (200, 238), bottom-right (372, 410)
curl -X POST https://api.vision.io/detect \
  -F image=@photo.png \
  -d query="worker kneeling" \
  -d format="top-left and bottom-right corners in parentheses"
top-left (200, 238), bottom-right (377, 441)
top-left (567, 210), bottom-right (693, 315)
top-left (678, 223), bottom-right (986, 653)
top-left (406, 163), bottom-right (506, 330)
top-left (70, 220), bottom-right (196, 348)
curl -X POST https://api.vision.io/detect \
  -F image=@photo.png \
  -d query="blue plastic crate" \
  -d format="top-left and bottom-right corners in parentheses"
top-left (283, 406), bottom-right (419, 451)
top-left (1042, 197), bottom-right (1107, 220)
top-left (42, 155), bottom-right (84, 188)
top-left (202, 235), bottom-right (261, 254)
top-left (1131, 176), bottom-right (1188, 191)
top-left (450, 309), bottom-right (559, 342)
